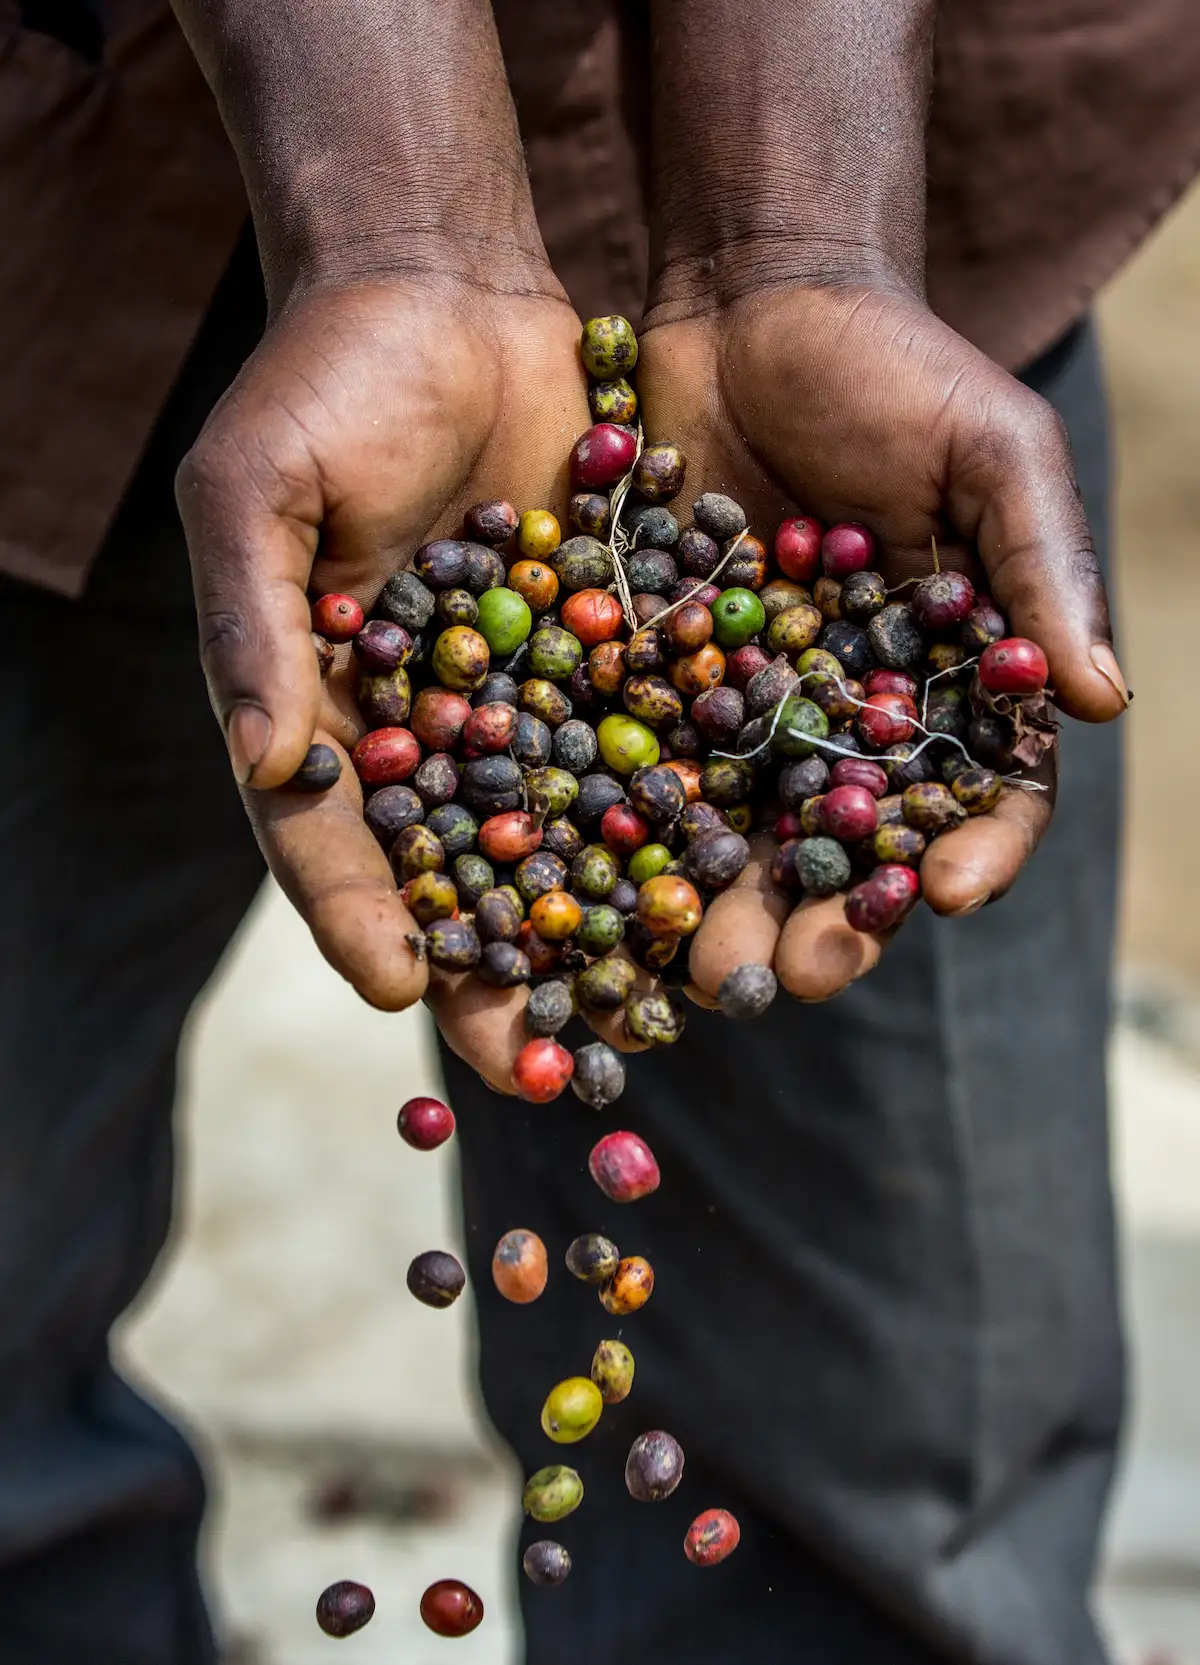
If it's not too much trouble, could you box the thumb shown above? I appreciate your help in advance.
[176,429,323,790]
[950,386,1128,723]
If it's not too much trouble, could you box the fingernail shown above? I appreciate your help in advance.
[952,892,990,917]
[226,702,272,785]
[1090,644,1130,708]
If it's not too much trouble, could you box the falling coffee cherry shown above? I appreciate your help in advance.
[625,1431,685,1501]
[315,1580,375,1637]
[523,1540,572,1588]
[684,1509,742,1567]
[397,1096,456,1151]
[589,1131,661,1202]
[420,1579,484,1638]
[407,1250,466,1309]
[491,1229,548,1305]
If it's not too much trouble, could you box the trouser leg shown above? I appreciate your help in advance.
[0,224,266,1662]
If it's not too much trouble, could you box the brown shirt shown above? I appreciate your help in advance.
[3,0,1199,598]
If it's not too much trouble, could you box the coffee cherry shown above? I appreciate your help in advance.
[775,516,823,581]
[768,603,823,660]
[465,498,519,546]
[625,1431,685,1502]
[406,870,459,926]
[314,632,335,675]
[516,509,562,561]
[288,743,342,793]
[411,686,472,751]
[570,423,638,490]
[669,643,726,696]
[845,863,921,932]
[951,766,1003,814]
[479,812,543,864]
[542,1376,604,1443]
[398,1096,456,1150]
[589,1130,661,1202]
[633,442,687,503]
[901,780,965,835]
[911,569,976,631]
[354,618,413,674]
[685,1509,742,1567]
[316,1580,375,1637]
[581,314,639,378]
[475,587,532,656]
[819,784,878,842]
[525,979,576,1038]
[857,692,917,749]
[962,601,1007,651]
[863,668,918,699]
[432,625,490,692]
[590,376,638,423]
[600,1254,655,1316]
[636,875,703,936]
[867,604,925,670]
[873,822,926,866]
[591,1339,636,1403]
[407,1249,466,1309]
[576,904,624,956]
[795,836,853,897]
[420,1580,484,1638]
[352,727,420,786]
[312,592,364,641]
[717,962,778,1018]
[523,1541,572,1588]
[492,1229,548,1304]
[821,523,876,578]
[597,713,661,774]
[978,636,1049,694]
[513,1038,575,1103]
[830,757,889,797]
[571,1041,627,1108]
[576,955,638,1013]
[523,1465,584,1522]
[566,1233,620,1284]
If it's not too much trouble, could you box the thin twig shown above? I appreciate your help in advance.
[711,666,1047,790]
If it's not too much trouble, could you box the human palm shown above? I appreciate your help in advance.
[636,282,1126,1001]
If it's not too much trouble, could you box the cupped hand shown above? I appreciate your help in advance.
[636,280,1128,1005]
[177,273,591,1051]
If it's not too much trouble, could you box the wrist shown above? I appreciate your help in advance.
[263,195,560,315]
[645,233,919,327]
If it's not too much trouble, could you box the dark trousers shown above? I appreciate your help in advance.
[0,234,1121,1662]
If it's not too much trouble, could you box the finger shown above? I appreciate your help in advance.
[176,427,323,792]
[244,733,428,1010]
[919,784,1053,917]
[774,895,884,1001]
[948,387,1128,722]
[687,836,792,998]
[426,973,527,1095]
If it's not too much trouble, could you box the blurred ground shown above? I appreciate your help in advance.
[114,183,1200,1663]
[1104,185,1200,985]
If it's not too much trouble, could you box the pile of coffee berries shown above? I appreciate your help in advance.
[309,313,1058,1637]
[302,313,1052,1082]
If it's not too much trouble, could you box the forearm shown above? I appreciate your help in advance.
[647,0,934,311]
[171,0,547,303]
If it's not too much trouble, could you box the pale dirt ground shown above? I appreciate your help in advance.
[115,183,1200,1663]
